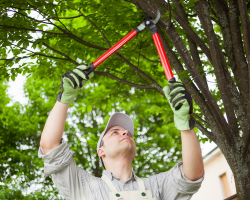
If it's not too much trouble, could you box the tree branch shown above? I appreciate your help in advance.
[51,4,111,50]
[159,12,231,143]
[187,13,197,17]
[42,42,79,65]
[139,53,161,63]
[7,8,52,25]
[137,42,151,85]
[114,52,164,96]
[16,3,109,51]
[8,42,77,65]
[172,0,208,86]
[156,24,222,141]
[53,6,74,36]
[211,0,244,94]
[228,0,249,100]
[195,0,238,140]
[237,0,250,155]
[0,25,65,35]
[76,9,111,48]
[40,11,108,51]
[134,1,224,140]
[211,17,219,24]
[0,54,35,61]
[108,68,137,76]
[211,0,249,139]
[156,0,213,64]
[237,0,250,63]
[94,71,156,89]
[192,113,209,127]
[195,120,217,143]
[55,15,83,20]
[33,53,71,61]
[172,11,213,65]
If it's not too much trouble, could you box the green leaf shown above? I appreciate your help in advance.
[87,105,92,113]
[81,106,86,113]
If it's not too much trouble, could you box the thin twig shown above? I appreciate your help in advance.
[108,68,137,76]
[76,9,111,48]
[137,42,150,85]
[167,0,172,28]
[42,42,79,65]
[94,71,155,89]
[0,54,35,61]
[195,120,217,142]
[53,6,73,35]
[0,25,65,35]
[192,113,209,127]
[140,54,160,63]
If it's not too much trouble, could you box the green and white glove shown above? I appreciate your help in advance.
[163,80,195,130]
[56,65,94,104]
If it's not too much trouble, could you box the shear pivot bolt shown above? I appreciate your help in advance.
[146,21,150,25]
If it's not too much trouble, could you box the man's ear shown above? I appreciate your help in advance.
[98,147,105,157]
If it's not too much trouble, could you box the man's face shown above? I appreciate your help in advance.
[99,126,136,162]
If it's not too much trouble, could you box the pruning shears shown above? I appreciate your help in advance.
[82,11,175,83]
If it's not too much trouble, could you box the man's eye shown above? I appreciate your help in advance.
[112,132,117,134]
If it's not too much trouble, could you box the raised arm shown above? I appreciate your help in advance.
[39,65,94,154]
[40,102,69,154]
[181,129,204,180]
[163,80,204,181]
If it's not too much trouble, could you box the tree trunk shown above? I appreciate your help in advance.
[229,150,250,199]
[214,134,250,200]
[133,0,250,199]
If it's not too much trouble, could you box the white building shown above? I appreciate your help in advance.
[191,147,236,200]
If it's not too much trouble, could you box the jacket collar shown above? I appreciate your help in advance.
[102,169,136,182]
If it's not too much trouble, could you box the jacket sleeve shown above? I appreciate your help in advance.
[38,139,90,200]
[153,162,204,199]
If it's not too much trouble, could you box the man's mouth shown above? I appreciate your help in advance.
[121,137,130,141]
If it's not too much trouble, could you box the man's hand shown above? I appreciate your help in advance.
[56,65,94,104]
[163,80,195,130]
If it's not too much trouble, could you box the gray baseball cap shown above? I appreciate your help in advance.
[96,113,134,169]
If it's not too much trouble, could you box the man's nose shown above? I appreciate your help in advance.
[123,130,130,136]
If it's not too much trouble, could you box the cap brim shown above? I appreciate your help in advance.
[103,113,134,136]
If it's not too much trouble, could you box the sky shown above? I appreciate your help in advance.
[6,74,217,157]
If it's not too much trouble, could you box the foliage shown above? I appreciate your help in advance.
[1,0,250,199]
[0,185,63,200]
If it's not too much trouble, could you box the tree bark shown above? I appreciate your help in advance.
[133,0,250,199]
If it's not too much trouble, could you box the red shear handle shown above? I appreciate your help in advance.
[93,30,138,68]
[152,33,174,81]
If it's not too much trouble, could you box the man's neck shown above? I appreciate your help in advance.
[105,159,133,183]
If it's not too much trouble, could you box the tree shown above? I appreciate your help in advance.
[0,81,66,199]
[1,0,249,199]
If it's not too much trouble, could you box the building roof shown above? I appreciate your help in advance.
[203,146,220,164]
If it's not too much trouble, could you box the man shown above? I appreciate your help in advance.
[38,65,204,200]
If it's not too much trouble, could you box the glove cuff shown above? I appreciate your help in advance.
[189,116,196,130]
[56,91,63,102]
[56,87,78,104]
[175,115,196,130]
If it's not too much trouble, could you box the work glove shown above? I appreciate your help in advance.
[56,65,94,104]
[163,80,195,130]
